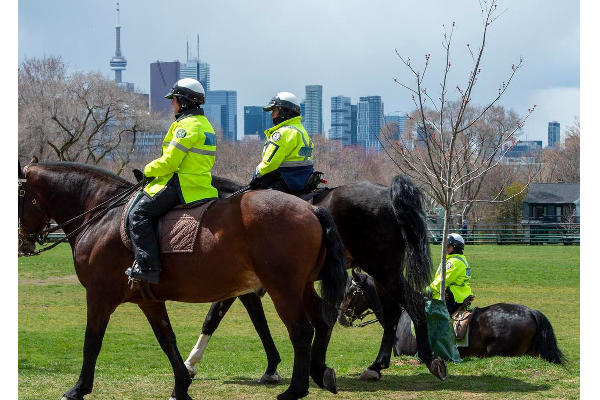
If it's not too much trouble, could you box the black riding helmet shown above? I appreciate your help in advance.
[165,78,205,105]
[447,233,465,252]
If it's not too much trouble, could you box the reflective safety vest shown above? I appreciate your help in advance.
[144,111,218,204]
[429,254,473,303]
[256,116,313,192]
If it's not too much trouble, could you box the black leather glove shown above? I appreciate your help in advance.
[249,176,261,190]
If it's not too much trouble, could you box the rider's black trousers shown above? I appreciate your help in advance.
[128,175,182,271]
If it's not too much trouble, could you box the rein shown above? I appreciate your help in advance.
[344,283,381,328]
[18,176,146,257]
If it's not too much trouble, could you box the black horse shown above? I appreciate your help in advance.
[178,174,447,382]
[341,270,564,363]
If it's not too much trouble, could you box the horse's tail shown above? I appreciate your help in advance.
[389,175,433,291]
[314,206,348,323]
[529,309,564,364]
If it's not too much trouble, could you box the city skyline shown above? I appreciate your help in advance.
[18,1,580,144]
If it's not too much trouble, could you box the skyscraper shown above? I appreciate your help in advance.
[150,61,180,116]
[548,121,560,148]
[304,85,323,135]
[244,106,272,139]
[330,96,352,146]
[204,90,238,141]
[180,35,210,90]
[384,115,408,141]
[350,104,358,146]
[109,2,134,91]
[357,96,384,150]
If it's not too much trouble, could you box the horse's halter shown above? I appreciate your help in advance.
[18,171,52,255]
[340,274,380,328]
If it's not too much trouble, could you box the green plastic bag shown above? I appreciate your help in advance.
[425,298,462,362]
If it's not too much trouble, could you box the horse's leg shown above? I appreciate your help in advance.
[401,284,447,380]
[269,291,313,400]
[184,298,236,377]
[369,272,447,381]
[359,283,402,381]
[238,293,282,384]
[302,284,337,393]
[138,301,192,400]
[62,294,118,400]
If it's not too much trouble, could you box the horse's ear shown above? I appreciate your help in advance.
[30,156,39,164]
[132,169,144,183]
[351,268,360,281]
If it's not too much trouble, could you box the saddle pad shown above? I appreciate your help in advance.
[120,193,215,254]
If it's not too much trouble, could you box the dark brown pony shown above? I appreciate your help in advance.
[342,270,564,363]
[178,175,447,383]
[18,160,348,400]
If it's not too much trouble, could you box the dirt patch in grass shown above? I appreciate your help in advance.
[19,274,80,286]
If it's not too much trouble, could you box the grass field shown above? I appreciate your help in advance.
[18,244,580,400]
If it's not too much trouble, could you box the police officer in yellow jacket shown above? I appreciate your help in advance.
[248,92,314,194]
[125,78,218,284]
[429,233,473,315]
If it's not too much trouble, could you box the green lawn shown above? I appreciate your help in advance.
[18,244,580,400]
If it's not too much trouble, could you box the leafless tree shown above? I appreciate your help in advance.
[18,56,165,174]
[382,0,539,298]
[539,116,580,183]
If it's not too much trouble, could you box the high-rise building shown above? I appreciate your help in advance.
[357,96,384,150]
[304,85,323,135]
[109,2,134,91]
[180,35,210,90]
[350,104,358,145]
[150,61,180,116]
[204,90,238,141]
[330,96,352,146]
[384,115,409,142]
[548,121,560,148]
[244,106,271,139]
[300,100,306,120]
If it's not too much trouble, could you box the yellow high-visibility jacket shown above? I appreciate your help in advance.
[144,111,218,204]
[429,254,473,303]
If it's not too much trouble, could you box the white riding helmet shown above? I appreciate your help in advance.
[447,233,465,250]
[165,78,205,104]
[263,92,301,114]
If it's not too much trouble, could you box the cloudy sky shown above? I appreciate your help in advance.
[18,0,580,144]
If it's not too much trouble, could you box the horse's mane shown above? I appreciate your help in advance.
[33,162,133,187]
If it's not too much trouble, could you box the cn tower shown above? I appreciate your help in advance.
[109,2,127,83]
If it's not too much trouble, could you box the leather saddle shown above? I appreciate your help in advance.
[120,191,215,254]
[452,295,476,341]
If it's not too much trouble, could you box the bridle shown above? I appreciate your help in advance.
[341,277,380,328]
[18,170,146,257]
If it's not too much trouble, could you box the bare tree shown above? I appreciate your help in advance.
[18,56,164,174]
[382,0,538,298]
[539,116,580,183]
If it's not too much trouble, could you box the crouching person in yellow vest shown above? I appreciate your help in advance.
[428,233,474,315]
[125,78,218,284]
[248,92,314,194]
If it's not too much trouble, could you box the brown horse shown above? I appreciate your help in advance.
[18,160,348,400]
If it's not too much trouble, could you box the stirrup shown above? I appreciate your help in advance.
[125,262,161,284]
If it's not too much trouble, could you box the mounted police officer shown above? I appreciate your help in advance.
[248,92,314,194]
[428,233,474,315]
[125,78,218,284]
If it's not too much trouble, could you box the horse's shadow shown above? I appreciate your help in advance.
[222,373,550,393]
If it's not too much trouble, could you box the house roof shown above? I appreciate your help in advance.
[524,183,580,204]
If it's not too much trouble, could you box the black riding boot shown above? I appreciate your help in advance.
[126,178,182,284]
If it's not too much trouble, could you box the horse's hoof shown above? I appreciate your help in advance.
[277,389,309,400]
[258,371,282,384]
[185,363,197,378]
[323,368,337,394]
[429,357,448,381]
[358,368,381,381]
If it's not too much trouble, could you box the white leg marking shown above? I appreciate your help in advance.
[184,334,211,376]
